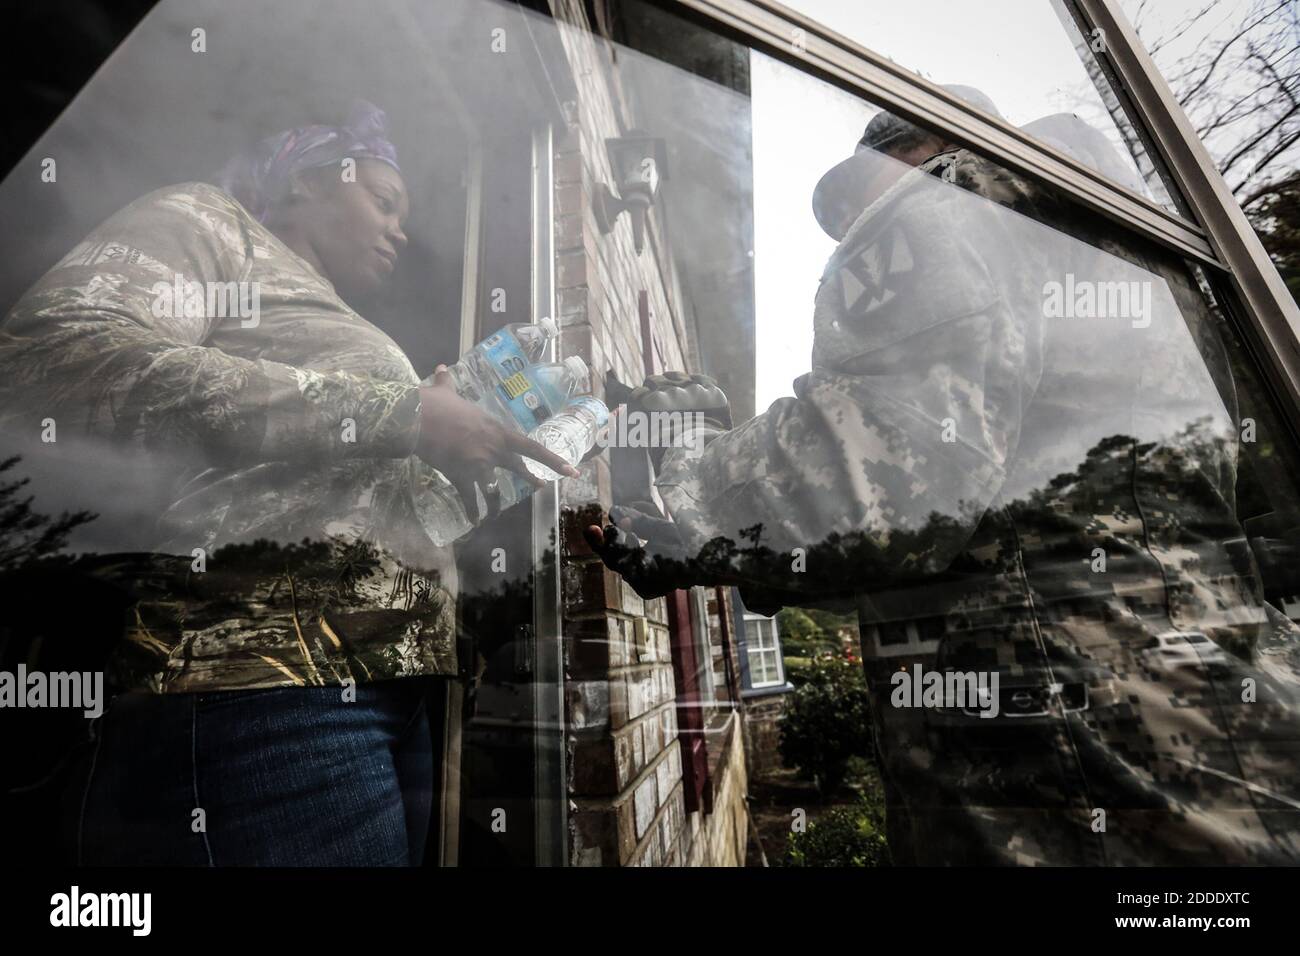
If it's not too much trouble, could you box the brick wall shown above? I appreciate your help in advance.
[682,714,749,867]
[550,0,748,867]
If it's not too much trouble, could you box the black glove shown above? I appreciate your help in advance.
[627,371,732,427]
[583,502,699,600]
[624,371,732,470]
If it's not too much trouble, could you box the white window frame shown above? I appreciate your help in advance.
[743,612,786,689]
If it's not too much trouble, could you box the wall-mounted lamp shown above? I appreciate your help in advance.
[594,130,668,255]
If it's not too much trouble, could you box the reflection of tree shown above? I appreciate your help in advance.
[659,499,988,616]
[661,418,1246,621]
[1128,0,1299,297]
[1010,416,1233,527]
[115,535,452,690]
[0,457,105,825]
[1252,178,1300,300]
[1131,0,1297,206]
[777,606,857,657]
[0,455,95,572]
[202,537,389,610]
[14,528,457,694]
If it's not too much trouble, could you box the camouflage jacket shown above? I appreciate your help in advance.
[657,151,1300,864]
[0,183,472,693]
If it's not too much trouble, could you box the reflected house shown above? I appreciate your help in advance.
[863,618,944,661]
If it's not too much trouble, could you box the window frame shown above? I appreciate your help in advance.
[742,612,786,689]
[658,0,1300,431]
[1070,0,1300,466]
[690,586,719,704]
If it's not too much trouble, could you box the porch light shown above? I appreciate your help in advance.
[594,130,668,255]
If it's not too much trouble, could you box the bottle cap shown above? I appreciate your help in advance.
[537,316,558,338]
[563,355,590,390]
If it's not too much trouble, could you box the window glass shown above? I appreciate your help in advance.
[779,0,1180,212]
[4,0,1300,869]
[745,616,784,688]
[593,0,1300,865]
[0,0,571,867]
[691,587,719,704]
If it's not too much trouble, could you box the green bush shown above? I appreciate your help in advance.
[783,786,890,867]
[775,607,856,659]
[782,655,811,683]
[778,652,872,801]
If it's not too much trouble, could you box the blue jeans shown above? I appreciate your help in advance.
[66,678,436,866]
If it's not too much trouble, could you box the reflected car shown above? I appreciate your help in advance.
[1138,630,1230,676]
[923,629,1114,735]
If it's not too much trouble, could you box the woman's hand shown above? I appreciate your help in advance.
[416,366,580,510]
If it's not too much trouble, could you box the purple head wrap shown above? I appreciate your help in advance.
[215,100,401,222]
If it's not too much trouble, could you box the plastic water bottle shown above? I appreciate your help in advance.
[434,317,558,407]
[470,354,590,434]
[436,350,593,513]
[414,319,573,537]
[525,396,610,481]
[437,321,591,440]
[490,356,593,505]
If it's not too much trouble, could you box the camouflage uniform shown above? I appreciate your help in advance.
[656,150,1300,864]
[0,183,469,693]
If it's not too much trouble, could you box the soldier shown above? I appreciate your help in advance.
[586,89,1300,864]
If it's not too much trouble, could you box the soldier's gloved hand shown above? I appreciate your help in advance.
[611,501,678,542]
[583,503,698,600]
[626,371,732,470]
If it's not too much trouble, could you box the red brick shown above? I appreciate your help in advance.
[615,793,638,862]
[562,323,597,367]
[566,613,617,675]
[571,734,619,794]
[608,672,627,730]
[557,286,590,325]
[555,183,583,219]
[569,805,617,867]
[562,558,619,615]
[554,123,581,153]
[645,596,668,625]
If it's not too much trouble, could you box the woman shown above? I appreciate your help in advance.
[0,101,575,865]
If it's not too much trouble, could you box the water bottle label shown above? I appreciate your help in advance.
[480,331,551,431]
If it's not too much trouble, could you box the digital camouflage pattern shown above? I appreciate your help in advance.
[0,183,468,693]
[654,150,1300,864]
